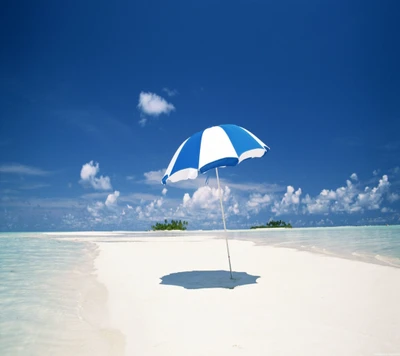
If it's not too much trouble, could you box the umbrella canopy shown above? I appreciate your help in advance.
[162,124,270,278]
[162,124,270,184]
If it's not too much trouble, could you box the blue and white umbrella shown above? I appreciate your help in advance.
[162,124,269,184]
[162,124,270,278]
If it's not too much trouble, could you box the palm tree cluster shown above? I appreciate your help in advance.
[266,220,291,227]
[251,219,292,229]
[151,219,188,231]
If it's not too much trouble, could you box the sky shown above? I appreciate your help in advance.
[0,0,399,231]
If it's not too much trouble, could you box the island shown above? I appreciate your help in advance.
[251,219,292,229]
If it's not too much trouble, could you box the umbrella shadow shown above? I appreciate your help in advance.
[160,270,260,290]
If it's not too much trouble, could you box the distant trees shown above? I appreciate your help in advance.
[250,219,292,229]
[151,219,188,231]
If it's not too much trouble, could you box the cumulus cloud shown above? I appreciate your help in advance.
[350,173,358,181]
[228,202,240,215]
[302,188,338,214]
[127,204,133,209]
[131,169,399,227]
[162,188,168,195]
[246,193,272,213]
[272,186,302,215]
[87,201,105,217]
[304,179,359,214]
[80,161,112,190]
[135,197,164,219]
[105,191,120,207]
[303,175,392,215]
[179,186,240,224]
[137,92,175,117]
[303,196,329,215]
[183,186,229,209]
[354,175,390,210]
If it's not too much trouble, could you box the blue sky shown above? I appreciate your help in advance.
[0,0,399,231]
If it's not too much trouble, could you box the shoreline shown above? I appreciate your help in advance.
[94,236,400,355]
[40,227,400,269]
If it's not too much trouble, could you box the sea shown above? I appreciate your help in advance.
[0,225,399,355]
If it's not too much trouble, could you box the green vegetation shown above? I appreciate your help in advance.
[251,219,292,229]
[151,219,188,231]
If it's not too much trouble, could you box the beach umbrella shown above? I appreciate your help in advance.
[162,124,270,278]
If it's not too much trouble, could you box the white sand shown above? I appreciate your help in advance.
[95,236,400,356]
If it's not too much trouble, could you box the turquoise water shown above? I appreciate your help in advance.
[228,225,400,267]
[197,226,397,267]
[0,233,121,356]
[0,226,399,354]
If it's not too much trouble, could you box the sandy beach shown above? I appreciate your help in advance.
[95,235,400,356]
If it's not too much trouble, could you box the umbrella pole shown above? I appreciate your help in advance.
[215,167,233,279]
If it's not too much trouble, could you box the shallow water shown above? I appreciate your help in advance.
[228,225,400,267]
[0,233,124,356]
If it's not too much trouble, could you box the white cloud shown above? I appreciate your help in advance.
[373,169,380,176]
[137,92,175,117]
[350,173,358,181]
[302,188,337,214]
[228,202,240,215]
[303,195,329,214]
[246,193,272,213]
[183,186,227,209]
[0,164,50,176]
[105,191,120,207]
[179,186,240,224]
[303,175,392,215]
[135,197,165,220]
[162,188,168,195]
[87,201,105,217]
[272,186,302,215]
[127,204,133,209]
[331,180,360,213]
[162,87,178,97]
[131,169,400,227]
[80,161,112,190]
[144,169,165,184]
[80,161,98,180]
[354,175,390,210]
